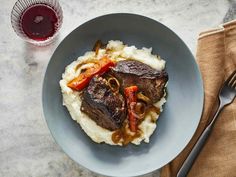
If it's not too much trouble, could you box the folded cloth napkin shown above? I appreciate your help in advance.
[161,20,236,177]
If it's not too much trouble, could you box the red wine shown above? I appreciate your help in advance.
[21,4,58,41]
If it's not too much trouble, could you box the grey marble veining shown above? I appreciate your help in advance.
[0,0,234,176]
[224,0,236,22]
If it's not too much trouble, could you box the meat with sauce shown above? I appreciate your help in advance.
[81,76,127,131]
[110,60,168,102]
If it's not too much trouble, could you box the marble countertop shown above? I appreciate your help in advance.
[0,0,234,176]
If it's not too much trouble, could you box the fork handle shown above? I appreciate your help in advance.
[177,104,224,177]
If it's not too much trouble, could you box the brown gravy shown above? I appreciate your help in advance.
[111,106,160,145]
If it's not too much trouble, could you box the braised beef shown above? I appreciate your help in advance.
[81,76,127,131]
[110,60,168,102]
[80,60,168,131]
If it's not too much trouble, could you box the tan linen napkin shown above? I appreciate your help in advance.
[161,20,236,177]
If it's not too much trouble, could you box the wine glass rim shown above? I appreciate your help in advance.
[10,0,63,46]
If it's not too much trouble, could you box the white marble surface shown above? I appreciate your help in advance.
[0,0,234,176]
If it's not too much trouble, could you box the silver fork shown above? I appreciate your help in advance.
[177,70,236,177]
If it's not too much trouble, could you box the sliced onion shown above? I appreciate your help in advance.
[112,130,122,144]
[129,102,145,120]
[93,40,102,55]
[137,92,152,104]
[75,59,100,71]
[108,77,120,93]
[146,105,160,115]
[133,102,146,119]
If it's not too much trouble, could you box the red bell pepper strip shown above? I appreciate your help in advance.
[67,75,91,91]
[124,86,138,132]
[94,56,115,75]
[67,56,115,91]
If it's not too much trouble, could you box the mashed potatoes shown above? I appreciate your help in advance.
[60,40,167,146]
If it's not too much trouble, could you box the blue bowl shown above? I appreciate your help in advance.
[42,13,203,176]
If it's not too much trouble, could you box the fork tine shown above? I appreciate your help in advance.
[229,71,236,87]
[233,80,236,89]
[226,70,236,87]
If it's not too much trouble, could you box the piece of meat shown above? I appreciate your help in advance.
[110,60,168,102]
[81,76,127,131]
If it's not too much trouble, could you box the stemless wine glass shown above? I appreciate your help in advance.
[11,0,63,46]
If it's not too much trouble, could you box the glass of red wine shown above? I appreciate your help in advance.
[11,0,63,46]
